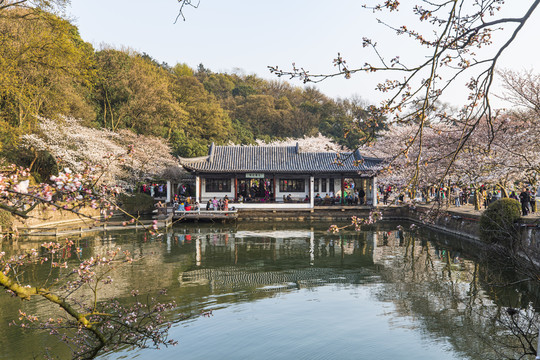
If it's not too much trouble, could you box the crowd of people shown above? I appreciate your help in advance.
[171,194,199,213]
[237,180,272,203]
[450,185,537,216]
[140,183,167,198]
[156,180,538,217]
[313,188,367,205]
[167,195,234,213]
[379,184,538,216]
[205,196,230,211]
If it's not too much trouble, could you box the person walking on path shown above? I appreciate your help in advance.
[519,188,530,216]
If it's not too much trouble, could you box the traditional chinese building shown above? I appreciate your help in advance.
[179,143,383,209]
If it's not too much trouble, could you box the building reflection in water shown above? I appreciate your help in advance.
[176,225,538,360]
[0,225,537,360]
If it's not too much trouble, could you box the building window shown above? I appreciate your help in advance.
[329,179,335,193]
[321,179,327,193]
[205,178,231,192]
[314,179,319,193]
[279,179,305,192]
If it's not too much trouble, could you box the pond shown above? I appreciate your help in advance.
[0,221,538,360]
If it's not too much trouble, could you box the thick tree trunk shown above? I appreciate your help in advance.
[423,188,430,203]
[28,150,38,172]
[497,183,508,198]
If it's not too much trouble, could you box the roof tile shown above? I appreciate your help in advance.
[180,145,382,174]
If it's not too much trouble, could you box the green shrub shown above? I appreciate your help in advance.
[0,209,13,231]
[479,198,521,246]
[117,193,156,215]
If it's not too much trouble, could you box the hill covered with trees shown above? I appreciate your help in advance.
[0,6,385,179]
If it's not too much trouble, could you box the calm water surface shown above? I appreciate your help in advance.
[0,222,537,359]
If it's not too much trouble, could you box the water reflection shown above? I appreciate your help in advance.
[374,226,539,360]
[0,223,537,360]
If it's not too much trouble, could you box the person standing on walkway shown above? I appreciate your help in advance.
[528,188,536,214]
[510,191,518,200]
[383,191,389,205]
[453,185,461,207]
[519,188,530,216]
[481,187,488,209]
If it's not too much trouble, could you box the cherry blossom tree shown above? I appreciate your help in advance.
[253,133,346,152]
[0,164,114,220]
[20,117,181,187]
[1,129,182,358]
[363,113,538,208]
[497,70,540,188]
[363,123,458,188]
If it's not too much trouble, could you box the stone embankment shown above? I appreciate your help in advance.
[12,205,101,228]
[5,205,173,238]
[6,204,540,253]
[385,204,540,251]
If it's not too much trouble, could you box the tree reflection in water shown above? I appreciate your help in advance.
[373,224,539,360]
[0,222,538,360]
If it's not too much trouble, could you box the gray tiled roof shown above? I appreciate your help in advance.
[179,144,382,174]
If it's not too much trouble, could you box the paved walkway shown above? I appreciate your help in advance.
[402,201,540,222]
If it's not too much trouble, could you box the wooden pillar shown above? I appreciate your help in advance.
[341,176,344,205]
[234,176,238,201]
[273,174,277,202]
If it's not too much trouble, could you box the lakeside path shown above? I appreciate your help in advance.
[391,201,540,223]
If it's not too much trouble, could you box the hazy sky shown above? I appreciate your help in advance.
[67,1,540,107]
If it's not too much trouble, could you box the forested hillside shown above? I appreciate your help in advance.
[0,7,386,176]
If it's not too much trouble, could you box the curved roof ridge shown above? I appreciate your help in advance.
[179,155,210,162]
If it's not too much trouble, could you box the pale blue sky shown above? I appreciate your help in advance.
[67,1,540,107]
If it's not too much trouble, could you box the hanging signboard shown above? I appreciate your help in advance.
[245,173,265,179]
